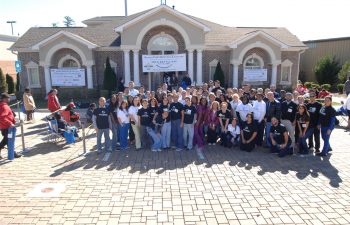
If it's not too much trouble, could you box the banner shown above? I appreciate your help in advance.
[51,68,86,86]
[142,54,187,72]
[243,69,268,82]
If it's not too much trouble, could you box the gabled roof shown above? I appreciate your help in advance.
[114,5,210,33]
[228,30,289,48]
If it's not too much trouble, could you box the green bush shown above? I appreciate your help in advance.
[321,84,331,91]
[6,74,15,94]
[337,84,345,93]
[15,73,20,92]
[338,60,350,83]
[213,61,225,87]
[0,68,7,93]
[314,55,341,85]
[312,84,320,90]
[103,57,117,97]
[304,82,314,89]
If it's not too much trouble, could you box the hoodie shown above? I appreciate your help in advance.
[0,101,15,129]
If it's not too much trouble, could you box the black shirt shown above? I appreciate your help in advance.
[281,101,297,122]
[93,107,110,129]
[212,86,226,94]
[158,104,171,123]
[270,124,291,145]
[170,102,183,121]
[319,106,336,127]
[137,108,152,127]
[217,110,232,125]
[307,101,322,127]
[183,105,197,124]
[296,113,310,131]
[241,122,257,140]
[149,106,158,120]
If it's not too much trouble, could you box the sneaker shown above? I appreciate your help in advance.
[135,148,142,151]
[171,146,177,149]
[212,143,216,146]
[208,143,212,146]
[14,152,22,158]
[157,148,162,152]
[187,148,192,151]
[315,149,320,153]
[316,153,327,157]
[176,148,183,152]
[151,149,158,152]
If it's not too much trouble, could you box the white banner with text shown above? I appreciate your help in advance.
[142,54,187,72]
[243,69,268,82]
[51,68,86,86]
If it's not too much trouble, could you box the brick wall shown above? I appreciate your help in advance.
[202,50,231,86]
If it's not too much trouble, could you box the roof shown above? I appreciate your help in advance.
[304,36,350,43]
[11,6,305,50]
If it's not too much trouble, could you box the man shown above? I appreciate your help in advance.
[270,85,280,99]
[92,97,112,153]
[128,81,139,97]
[270,117,293,157]
[0,93,22,159]
[181,73,192,89]
[344,75,350,96]
[170,94,184,151]
[265,91,281,147]
[278,90,286,103]
[280,92,297,148]
[241,84,251,99]
[211,80,225,94]
[307,91,322,152]
[252,93,266,146]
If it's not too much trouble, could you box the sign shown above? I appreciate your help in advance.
[142,54,187,72]
[15,60,21,73]
[50,68,86,86]
[243,69,268,82]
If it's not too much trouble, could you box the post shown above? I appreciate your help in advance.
[17,101,28,153]
[44,65,52,95]
[82,122,87,155]
[133,49,140,86]
[123,50,131,86]
[86,66,93,89]
[196,49,203,86]
[271,63,278,87]
[188,49,194,82]
[233,63,239,88]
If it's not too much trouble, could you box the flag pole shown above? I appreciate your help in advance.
[124,0,128,16]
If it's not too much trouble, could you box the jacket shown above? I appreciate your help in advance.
[48,93,61,112]
[23,93,36,111]
[265,100,281,122]
[0,102,15,129]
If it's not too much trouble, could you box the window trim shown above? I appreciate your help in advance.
[243,54,264,69]
[26,61,41,88]
[58,55,81,68]
[280,59,293,85]
[147,32,178,54]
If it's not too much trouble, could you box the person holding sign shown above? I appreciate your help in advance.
[0,93,22,159]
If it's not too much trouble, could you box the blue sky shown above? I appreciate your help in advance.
[0,0,349,40]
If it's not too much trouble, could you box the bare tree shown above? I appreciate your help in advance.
[63,16,75,27]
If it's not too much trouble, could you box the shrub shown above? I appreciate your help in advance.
[337,84,345,93]
[15,73,20,92]
[338,60,350,83]
[321,84,331,91]
[304,82,314,89]
[314,55,341,85]
[103,57,117,97]
[0,68,7,93]
[213,61,225,87]
[6,74,15,94]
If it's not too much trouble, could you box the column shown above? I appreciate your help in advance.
[271,63,278,87]
[44,65,52,94]
[232,63,239,88]
[196,49,203,86]
[86,66,93,89]
[133,49,140,86]
[123,49,131,86]
[188,49,194,83]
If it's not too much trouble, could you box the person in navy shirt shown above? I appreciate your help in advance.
[182,97,197,150]
[92,97,112,153]
[170,93,184,151]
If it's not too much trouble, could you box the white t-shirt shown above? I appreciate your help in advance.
[236,103,253,121]
[128,106,141,123]
[252,100,266,122]
[129,88,139,97]
[227,124,240,137]
[117,109,130,124]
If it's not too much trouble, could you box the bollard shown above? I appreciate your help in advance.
[16,102,29,153]
[82,122,87,155]
[7,127,16,160]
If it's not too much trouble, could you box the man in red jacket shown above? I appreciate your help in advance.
[0,93,22,159]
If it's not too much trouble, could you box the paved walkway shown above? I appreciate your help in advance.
[0,112,350,225]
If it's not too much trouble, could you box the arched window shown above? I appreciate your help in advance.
[58,55,81,68]
[244,54,264,69]
[62,59,79,68]
[148,33,178,54]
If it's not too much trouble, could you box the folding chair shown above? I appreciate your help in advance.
[336,105,348,127]
[46,117,65,143]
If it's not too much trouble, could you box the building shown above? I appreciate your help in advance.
[10,5,306,97]
[301,37,350,81]
[0,34,19,79]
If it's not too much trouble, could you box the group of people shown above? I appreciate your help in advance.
[89,80,337,157]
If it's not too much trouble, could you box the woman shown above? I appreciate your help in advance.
[109,94,119,151]
[127,95,135,145]
[226,118,240,147]
[230,93,242,118]
[23,88,36,122]
[295,104,313,155]
[47,89,61,112]
[129,96,142,150]
[206,101,220,145]
[117,100,130,150]
[194,97,208,150]
[236,95,253,126]
[317,96,336,156]
[153,96,171,150]
[217,102,232,146]
[240,113,257,152]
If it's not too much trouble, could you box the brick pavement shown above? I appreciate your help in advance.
[0,114,350,225]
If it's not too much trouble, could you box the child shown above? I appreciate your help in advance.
[226,118,240,147]
[92,97,111,153]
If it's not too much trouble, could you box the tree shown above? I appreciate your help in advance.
[63,16,75,27]
[338,60,350,83]
[0,68,7,93]
[6,74,15,94]
[314,55,341,85]
[103,57,117,97]
[16,73,20,92]
[213,61,225,87]
[52,22,58,27]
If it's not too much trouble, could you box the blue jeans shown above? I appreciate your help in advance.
[298,128,314,154]
[265,122,272,147]
[97,128,111,152]
[183,123,194,149]
[171,119,184,148]
[321,126,332,155]
[255,120,265,146]
[146,127,161,150]
[161,122,171,148]
[111,123,119,150]
[118,123,130,149]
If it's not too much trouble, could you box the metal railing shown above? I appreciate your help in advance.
[9,101,28,153]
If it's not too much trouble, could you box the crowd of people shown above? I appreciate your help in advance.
[86,80,338,158]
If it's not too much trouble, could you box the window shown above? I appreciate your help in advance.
[26,61,40,88]
[62,59,79,68]
[209,59,218,81]
[243,54,264,69]
[148,32,178,54]
[280,59,293,85]
[58,55,81,68]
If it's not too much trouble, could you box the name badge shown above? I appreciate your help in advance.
[288,108,293,113]
[164,108,168,112]
[186,109,192,114]
[302,124,307,128]
[175,109,178,113]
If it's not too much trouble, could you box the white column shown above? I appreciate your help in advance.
[86,66,93,89]
[188,49,194,83]
[133,49,140,86]
[44,65,52,94]
[123,49,131,86]
[271,63,278,86]
[196,49,203,86]
[233,64,239,88]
